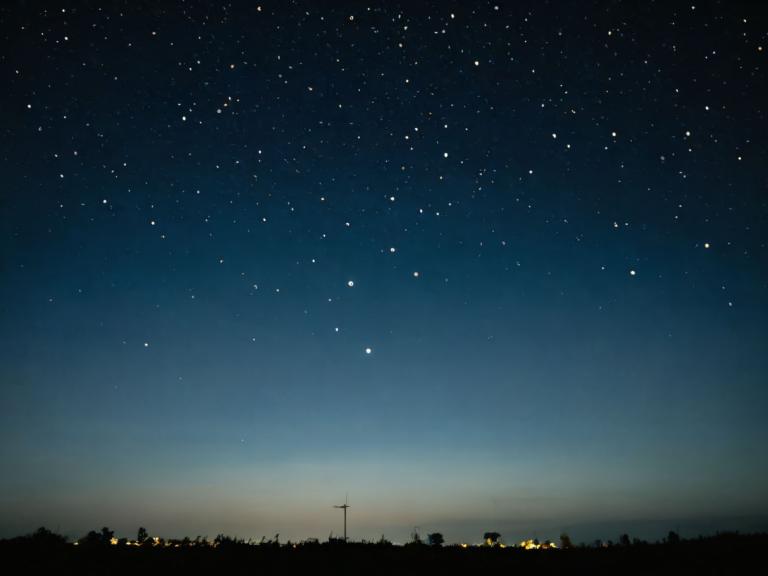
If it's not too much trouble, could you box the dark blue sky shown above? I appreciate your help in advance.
[1,1,767,544]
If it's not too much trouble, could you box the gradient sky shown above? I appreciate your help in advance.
[1,1,767,545]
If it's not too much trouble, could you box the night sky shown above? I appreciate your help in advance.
[1,1,767,545]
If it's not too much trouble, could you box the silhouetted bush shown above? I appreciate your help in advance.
[427,532,444,546]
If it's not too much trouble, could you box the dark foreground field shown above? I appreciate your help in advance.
[2,532,765,575]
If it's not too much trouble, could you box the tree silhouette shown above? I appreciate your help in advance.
[79,529,109,547]
[83,531,99,545]
[560,532,573,549]
[427,533,444,547]
[619,533,631,547]
[137,526,148,544]
[483,532,501,546]
[26,527,67,546]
